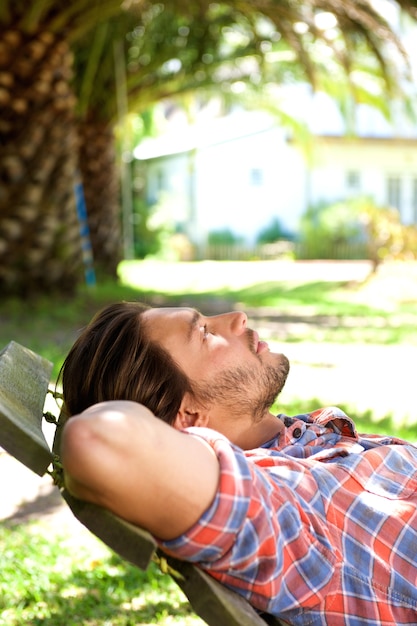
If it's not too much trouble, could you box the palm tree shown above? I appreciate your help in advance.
[0,0,141,295]
[1,0,416,295]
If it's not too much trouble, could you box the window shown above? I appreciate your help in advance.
[387,176,402,215]
[249,168,264,187]
[346,170,360,190]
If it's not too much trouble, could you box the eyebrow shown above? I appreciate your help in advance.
[185,309,201,343]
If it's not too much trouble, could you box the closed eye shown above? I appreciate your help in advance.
[201,323,214,340]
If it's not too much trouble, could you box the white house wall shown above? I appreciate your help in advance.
[194,125,303,244]
[146,153,190,226]
[144,126,307,245]
[140,121,417,248]
[309,138,417,224]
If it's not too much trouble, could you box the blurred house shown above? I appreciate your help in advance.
[133,88,417,250]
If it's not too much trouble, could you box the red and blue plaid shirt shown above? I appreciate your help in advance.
[158,407,417,625]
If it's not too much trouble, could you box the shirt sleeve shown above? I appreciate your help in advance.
[156,427,338,614]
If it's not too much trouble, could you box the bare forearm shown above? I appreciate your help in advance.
[61,401,220,539]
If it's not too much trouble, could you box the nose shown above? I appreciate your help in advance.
[231,311,247,334]
[211,311,247,335]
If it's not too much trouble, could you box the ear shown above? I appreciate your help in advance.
[173,393,210,430]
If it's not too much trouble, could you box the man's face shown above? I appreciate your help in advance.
[143,307,289,425]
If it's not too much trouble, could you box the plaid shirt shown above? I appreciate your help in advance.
[159,407,417,625]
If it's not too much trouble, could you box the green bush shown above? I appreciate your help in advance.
[207,228,244,246]
[132,198,172,259]
[358,199,417,268]
[297,196,417,264]
[297,199,366,260]
[256,217,294,244]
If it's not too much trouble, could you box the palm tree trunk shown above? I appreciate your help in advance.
[78,120,122,278]
[0,28,83,296]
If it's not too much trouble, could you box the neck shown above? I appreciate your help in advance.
[227,411,284,450]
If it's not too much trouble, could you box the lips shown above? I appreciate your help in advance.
[257,340,269,354]
[253,330,269,354]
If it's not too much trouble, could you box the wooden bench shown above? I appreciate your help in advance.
[0,341,285,626]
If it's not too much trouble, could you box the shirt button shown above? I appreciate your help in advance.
[293,427,302,439]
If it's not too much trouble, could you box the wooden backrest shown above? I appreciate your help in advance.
[0,341,284,626]
[0,341,53,475]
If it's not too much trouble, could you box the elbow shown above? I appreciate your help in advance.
[59,401,141,502]
[61,415,99,498]
[61,402,127,476]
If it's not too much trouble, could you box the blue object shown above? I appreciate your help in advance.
[74,179,96,287]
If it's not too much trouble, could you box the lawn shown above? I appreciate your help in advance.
[1,258,417,625]
[0,522,203,626]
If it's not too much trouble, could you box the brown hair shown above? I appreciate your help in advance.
[59,302,192,424]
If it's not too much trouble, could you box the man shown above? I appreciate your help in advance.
[60,302,417,625]
[60,302,290,448]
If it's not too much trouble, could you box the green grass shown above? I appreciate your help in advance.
[0,523,203,626]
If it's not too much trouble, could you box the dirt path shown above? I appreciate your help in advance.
[0,450,84,534]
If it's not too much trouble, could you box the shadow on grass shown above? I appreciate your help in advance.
[117,279,379,314]
[230,280,375,313]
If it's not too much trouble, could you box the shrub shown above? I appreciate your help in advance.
[256,217,294,245]
[297,196,417,265]
[207,228,244,246]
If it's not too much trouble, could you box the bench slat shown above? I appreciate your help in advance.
[164,554,284,626]
[0,341,53,475]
